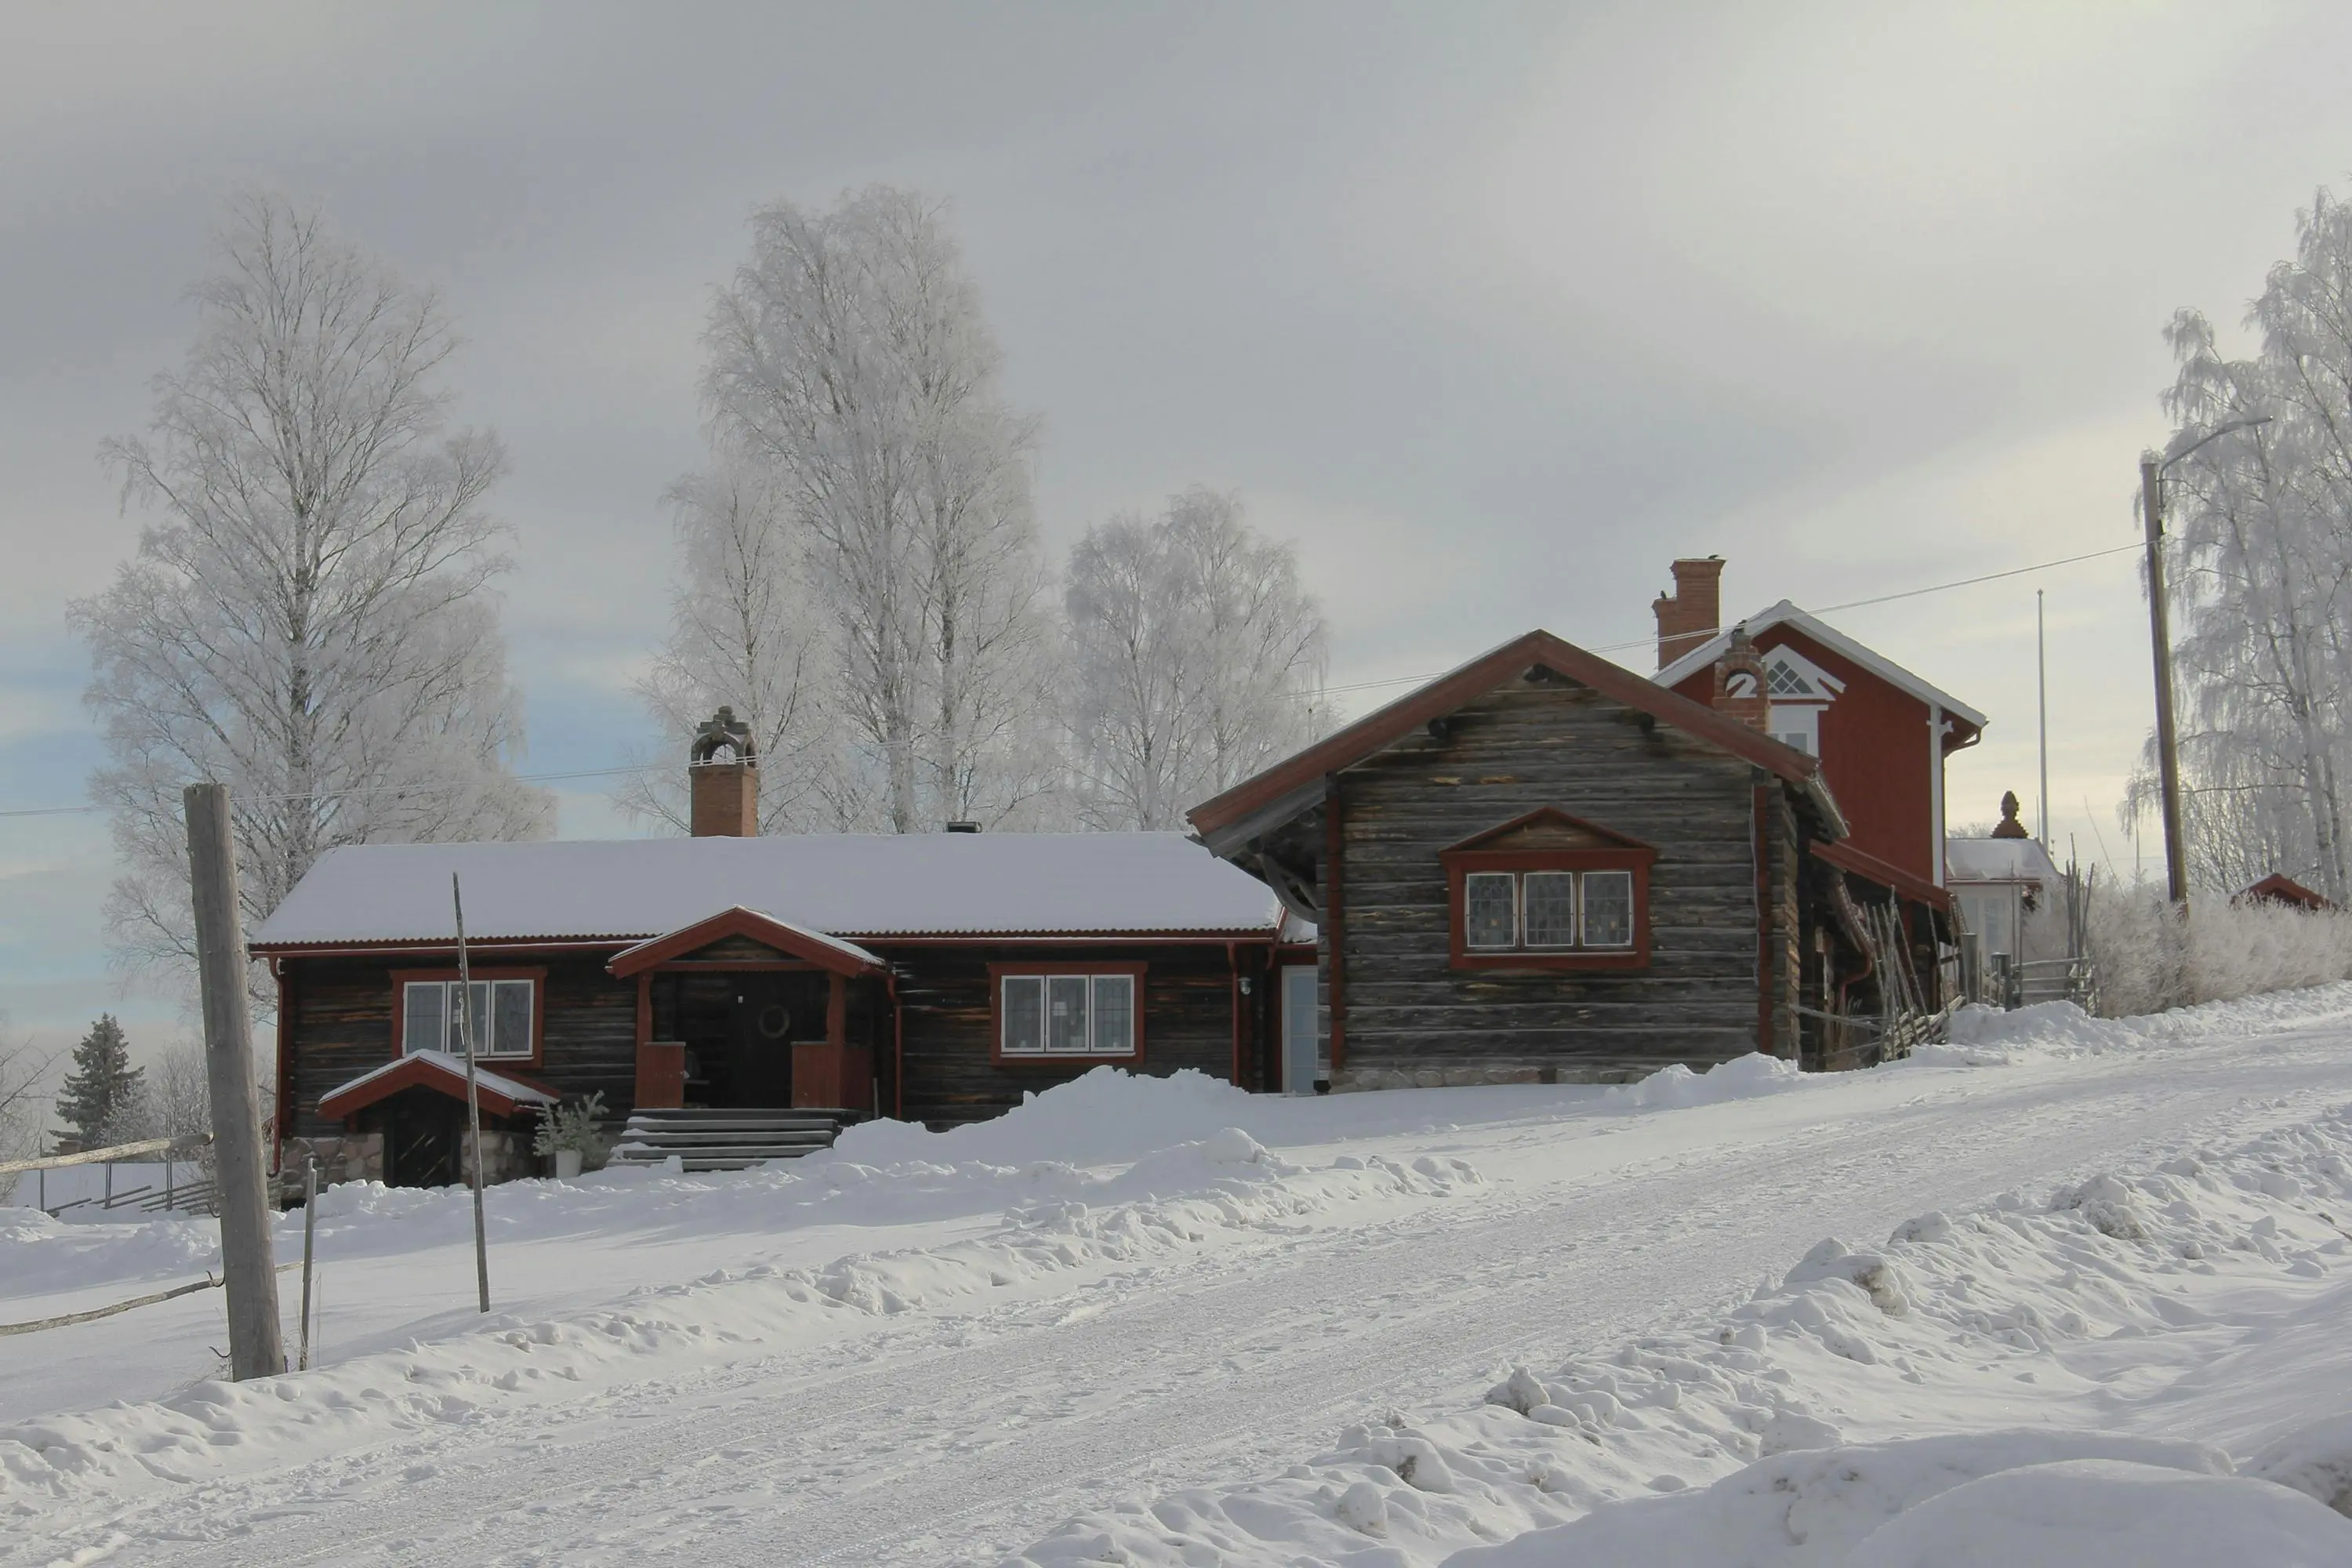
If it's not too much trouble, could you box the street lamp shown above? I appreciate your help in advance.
[2140,415,2273,906]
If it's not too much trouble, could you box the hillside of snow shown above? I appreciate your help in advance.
[7,987,2352,1564]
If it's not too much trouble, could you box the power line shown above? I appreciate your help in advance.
[0,539,2147,822]
[1308,540,2144,699]
[0,762,670,820]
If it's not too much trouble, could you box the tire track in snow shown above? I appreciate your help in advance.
[25,1034,2352,1568]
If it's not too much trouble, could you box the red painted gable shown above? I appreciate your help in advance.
[1672,625,1939,886]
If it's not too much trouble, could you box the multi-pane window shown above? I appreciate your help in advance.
[1465,873,1517,949]
[1523,871,1576,948]
[999,972,1139,1058]
[1455,870,1638,953]
[1580,871,1635,948]
[403,978,535,1059]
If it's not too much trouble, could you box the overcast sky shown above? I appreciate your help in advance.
[5,1,2350,1059]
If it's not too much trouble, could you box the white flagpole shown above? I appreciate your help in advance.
[2037,590,2050,846]
[452,873,490,1313]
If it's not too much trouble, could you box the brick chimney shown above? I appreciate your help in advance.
[1712,626,1770,734]
[1653,556,1725,671]
[688,706,759,837]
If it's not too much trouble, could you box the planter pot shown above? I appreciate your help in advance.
[554,1149,584,1180]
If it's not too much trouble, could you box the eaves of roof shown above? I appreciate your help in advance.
[1186,629,1848,844]
[1653,601,1990,735]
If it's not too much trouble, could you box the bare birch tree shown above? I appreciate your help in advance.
[1065,488,1328,829]
[0,1029,52,1165]
[618,456,833,832]
[72,194,550,1003]
[2132,188,2352,898]
[702,187,1054,832]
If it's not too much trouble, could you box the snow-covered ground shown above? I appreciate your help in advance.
[7,989,2352,1564]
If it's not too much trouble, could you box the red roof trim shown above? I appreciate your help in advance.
[1811,839,1953,912]
[256,929,1283,960]
[1187,630,1822,837]
[317,1055,560,1122]
[608,906,887,979]
[1439,805,1660,857]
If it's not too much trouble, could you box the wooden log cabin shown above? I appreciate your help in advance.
[1187,616,1969,1089]
[252,717,1308,1185]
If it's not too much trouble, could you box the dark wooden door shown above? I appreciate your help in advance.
[728,973,800,1107]
[386,1097,460,1188]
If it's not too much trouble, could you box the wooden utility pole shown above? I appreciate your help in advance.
[184,782,284,1380]
[452,874,491,1313]
[2141,457,2190,907]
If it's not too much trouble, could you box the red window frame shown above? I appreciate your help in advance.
[1440,816,1657,972]
[986,961,1147,1067]
[388,967,549,1067]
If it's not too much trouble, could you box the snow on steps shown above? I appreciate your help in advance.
[608,1107,856,1171]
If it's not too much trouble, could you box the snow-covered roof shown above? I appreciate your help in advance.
[1654,601,1989,732]
[1944,837,2062,886]
[316,1050,557,1120]
[608,907,888,976]
[252,832,1288,949]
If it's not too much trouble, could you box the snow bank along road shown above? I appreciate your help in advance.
[7,992,2352,1565]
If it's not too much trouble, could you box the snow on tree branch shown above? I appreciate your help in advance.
[71,193,550,1008]
[1063,488,1329,830]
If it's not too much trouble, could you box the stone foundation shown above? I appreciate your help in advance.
[275,1133,384,1203]
[1329,1062,1656,1092]
[274,1128,535,1198]
[463,1130,533,1185]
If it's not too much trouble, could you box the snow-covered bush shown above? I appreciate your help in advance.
[2088,880,2352,1015]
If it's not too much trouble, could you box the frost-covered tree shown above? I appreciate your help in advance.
[99,1037,215,1148]
[54,1015,140,1146]
[1064,488,1328,829]
[0,1028,53,1164]
[2130,188,2352,900]
[618,456,833,833]
[702,187,1054,832]
[72,194,550,999]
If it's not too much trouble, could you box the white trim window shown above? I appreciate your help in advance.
[1580,870,1635,948]
[1461,869,1639,953]
[1764,647,1843,757]
[403,979,534,1058]
[1000,973,1138,1058]
[1464,872,1518,949]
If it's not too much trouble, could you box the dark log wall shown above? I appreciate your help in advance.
[1330,677,1798,1083]
[881,942,1240,1129]
[284,953,639,1138]
[1761,783,1802,1058]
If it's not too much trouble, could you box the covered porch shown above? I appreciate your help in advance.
[611,906,891,1117]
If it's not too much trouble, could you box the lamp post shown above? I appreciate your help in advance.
[2141,416,2272,907]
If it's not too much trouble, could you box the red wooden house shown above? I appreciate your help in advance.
[1650,556,1984,933]
[254,728,1311,1186]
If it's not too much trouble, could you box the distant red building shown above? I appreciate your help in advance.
[2236,873,2334,913]
[1650,557,1985,902]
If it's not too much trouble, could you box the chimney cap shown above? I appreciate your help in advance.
[690,706,757,765]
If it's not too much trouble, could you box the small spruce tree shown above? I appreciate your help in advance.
[54,1014,141,1145]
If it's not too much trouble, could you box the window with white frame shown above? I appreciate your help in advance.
[998,971,1139,1058]
[402,978,535,1058]
[1459,869,1637,953]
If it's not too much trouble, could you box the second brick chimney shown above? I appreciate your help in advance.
[688,706,759,837]
[1712,626,1770,734]
[1653,556,1725,671]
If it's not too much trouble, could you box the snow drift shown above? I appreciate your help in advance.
[1006,1094,2352,1566]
